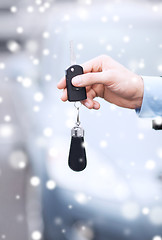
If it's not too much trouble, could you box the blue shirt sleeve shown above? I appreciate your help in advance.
[136,76,162,118]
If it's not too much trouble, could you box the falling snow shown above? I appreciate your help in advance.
[1,1,162,239]
[30,176,40,187]
[31,231,42,240]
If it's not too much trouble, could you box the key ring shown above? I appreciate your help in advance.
[74,102,82,126]
[74,102,82,109]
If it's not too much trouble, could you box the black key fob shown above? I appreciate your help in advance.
[68,126,87,172]
[66,64,87,102]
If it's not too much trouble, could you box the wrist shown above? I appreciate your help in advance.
[133,75,144,109]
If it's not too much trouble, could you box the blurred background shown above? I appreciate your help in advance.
[0,0,162,239]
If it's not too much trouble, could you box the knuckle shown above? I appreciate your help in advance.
[108,70,116,81]
[99,54,109,61]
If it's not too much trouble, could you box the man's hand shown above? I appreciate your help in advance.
[57,55,144,110]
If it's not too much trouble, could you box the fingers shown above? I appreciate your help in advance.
[57,56,103,89]
[57,77,66,89]
[93,100,100,109]
[60,86,91,102]
[61,88,68,102]
[57,55,114,89]
[81,56,103,73]
[60,89,100,110]
[81,55,112,73]
[81,88,100,110]
[81,99,100,110]
[60,86,100,110]
[72,71,113,87]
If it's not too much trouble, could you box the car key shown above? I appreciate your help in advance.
[66,41,87,102]
[66,41,87,172]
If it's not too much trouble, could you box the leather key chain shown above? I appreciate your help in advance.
[68,103,87,171]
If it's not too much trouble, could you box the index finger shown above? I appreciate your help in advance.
[81,55,104,74]
[57,56,103,89]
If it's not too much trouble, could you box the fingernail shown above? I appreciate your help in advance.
[85,102,90,108]
[72,76,82,86]
[94,103,98,108]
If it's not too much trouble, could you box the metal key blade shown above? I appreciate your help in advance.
[70,40,76,65]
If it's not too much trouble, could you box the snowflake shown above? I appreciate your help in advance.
[149,207,162,225]
[157,148,162,159]
[158,65,162,72]
[4,115,11,122]
[54,217,62,225]
[113,15,120,22]
[106,44,113,51]
[42,31,50,39]
[152,5,158,12]
[27,6,34,13]
[82,141,88,148]
[10,6,17,13]
[43,127,53,137]
[45,74,52,81]
[139,59,145,69]
[123,36,130,43]
[101,16,108,23]
[46,180,56,190]
[34,92,44,102]
[99,140,107,148]
[62,14,70,22]
[1,235,6,239]
[130,161,135,167]
[44,2,50,9]
[33,58,40,65]
[99,38,106,45]
[49,147,58,157]
[42,49,50,56]
[31,231,42,240]
[0,63,5,70]
[153,236,162,240]
[142,207,150,215]
[16,27,24,34]
[30,176,40,187]
[0,125,13,138]
[16,195,20,200]
[62,229,66,234]
[121,202,140,220]
[85,0,92,5]
[33,106,40,112]
[138,133,144,140]
[22,77,32,88]
[74,193,88,204]
[77,8,89,20]
[39,6,45,13]
[9,150,28,169]
[0,97,3,103]
[17,76,23,82]
[7,41,20,52]
[77,43,84,50]
[35,0,42,5]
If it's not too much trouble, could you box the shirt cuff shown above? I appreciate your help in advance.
[136,76,162,118]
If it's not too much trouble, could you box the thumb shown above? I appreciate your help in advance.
[72,71,112,87]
